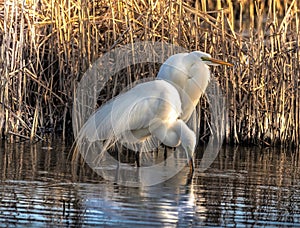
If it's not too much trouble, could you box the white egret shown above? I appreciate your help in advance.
[77,51,232,172]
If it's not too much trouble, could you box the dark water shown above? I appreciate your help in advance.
[1,139,300,227]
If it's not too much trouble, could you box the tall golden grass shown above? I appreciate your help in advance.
[0,0,299,147]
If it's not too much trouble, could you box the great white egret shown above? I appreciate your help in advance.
[77,51,232,173]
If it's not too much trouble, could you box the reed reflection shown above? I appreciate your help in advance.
[194,146,300,226]
[0,140,300,226]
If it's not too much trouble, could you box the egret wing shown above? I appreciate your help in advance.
[76,80,182,153]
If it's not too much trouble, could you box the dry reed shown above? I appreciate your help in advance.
[0,0,299,147]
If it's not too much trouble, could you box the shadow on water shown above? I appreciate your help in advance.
[0,138,300,227]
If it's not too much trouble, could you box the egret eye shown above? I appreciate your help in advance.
[201,56,210,61]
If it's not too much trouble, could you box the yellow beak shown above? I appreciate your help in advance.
[202,57,234,67]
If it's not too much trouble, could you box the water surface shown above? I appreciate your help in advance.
[0,139,300,227]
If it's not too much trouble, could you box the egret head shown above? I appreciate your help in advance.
[191,51,233,67]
